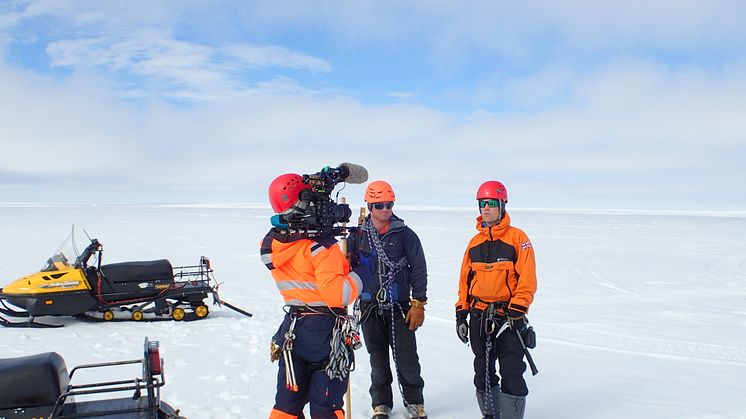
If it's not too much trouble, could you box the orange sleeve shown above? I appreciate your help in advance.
[508,229,537,314]
[311,243,362,308]
[455,236,476,311]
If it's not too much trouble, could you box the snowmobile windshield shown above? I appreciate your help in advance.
[41,229,80,272]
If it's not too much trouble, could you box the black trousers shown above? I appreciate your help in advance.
[361,303,425,408]
[469,309,528,397]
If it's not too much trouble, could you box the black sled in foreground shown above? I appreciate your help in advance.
[0,228,252,328]
[0,337,185,419]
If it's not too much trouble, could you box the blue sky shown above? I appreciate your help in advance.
[1,1,745,209]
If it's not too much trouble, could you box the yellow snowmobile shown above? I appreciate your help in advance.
[0,228,251,328]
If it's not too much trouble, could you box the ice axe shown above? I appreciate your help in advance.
[496,320,538,376]
[516,327,538,376]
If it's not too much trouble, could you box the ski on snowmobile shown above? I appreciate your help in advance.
[0,337,185,419]
[0,227,251,327]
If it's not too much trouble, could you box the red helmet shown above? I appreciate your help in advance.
[365,180,396,203]
[268,173,310,213]
[476,181,508,201]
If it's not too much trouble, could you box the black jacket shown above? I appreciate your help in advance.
[351,214,427,303]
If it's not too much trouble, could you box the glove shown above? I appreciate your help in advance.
[405,299,426,331]
[507,309,527,332]
[456,310,469,344]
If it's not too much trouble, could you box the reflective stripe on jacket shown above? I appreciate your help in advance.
[261,232,362,308]
[455,211,537,314]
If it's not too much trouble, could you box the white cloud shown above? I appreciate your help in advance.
[224,44,330,73]
[231,1,746,62]
[2,1,746,209]
[43,31,331,100]
[2,53,745,208]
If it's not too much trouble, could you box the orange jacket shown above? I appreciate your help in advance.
[455,212,537,314]
[261,233,362,308]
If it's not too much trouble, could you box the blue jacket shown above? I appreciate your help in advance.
[351,214,427,303]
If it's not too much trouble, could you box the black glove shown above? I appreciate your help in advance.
[507,309,527,332]
[456,310,469,344]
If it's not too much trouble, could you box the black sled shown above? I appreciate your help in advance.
[0,337,185,418]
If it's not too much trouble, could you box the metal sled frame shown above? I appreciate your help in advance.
[48,338,171,419]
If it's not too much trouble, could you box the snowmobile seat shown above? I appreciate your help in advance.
[0,352,69,409]
[99,259,174,283]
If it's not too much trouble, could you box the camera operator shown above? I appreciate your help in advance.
[262,172,370,419]
[350,180,428,419]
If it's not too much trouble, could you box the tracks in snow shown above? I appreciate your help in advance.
[538,322,746,365]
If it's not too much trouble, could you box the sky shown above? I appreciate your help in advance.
[1,1,746,210]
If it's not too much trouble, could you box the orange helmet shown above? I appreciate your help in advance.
[268,173,310,213]
[476,180,508,201]
[364,180,396,203]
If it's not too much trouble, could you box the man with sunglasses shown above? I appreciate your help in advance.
[351,180,428,419]
[455,180,537,419]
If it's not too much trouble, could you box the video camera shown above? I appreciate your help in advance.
[274,163,368,237]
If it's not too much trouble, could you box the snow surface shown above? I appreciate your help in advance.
[1,204,745,419]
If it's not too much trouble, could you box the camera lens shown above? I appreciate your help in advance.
[333,204,352,223]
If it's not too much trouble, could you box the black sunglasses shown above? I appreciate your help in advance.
[371,202,394,210]
[478,199,501,208]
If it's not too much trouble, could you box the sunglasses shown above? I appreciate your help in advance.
[478,199,501,208]
[371,202,394,210]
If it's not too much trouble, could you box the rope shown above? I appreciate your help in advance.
[363,219,407,296]
[481,305,510,416]
[326,314,361,380]
[362,219,412,407]
[483,305,496,416]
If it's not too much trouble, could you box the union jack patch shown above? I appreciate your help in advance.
[521,240,532,250]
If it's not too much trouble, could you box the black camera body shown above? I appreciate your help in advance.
[274,164,365,237]
[287,188,352,233]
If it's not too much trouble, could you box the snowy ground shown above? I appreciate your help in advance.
[1,204,745,419]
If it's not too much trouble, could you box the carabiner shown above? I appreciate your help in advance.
[376,287,387,303]
[484,317,496,335]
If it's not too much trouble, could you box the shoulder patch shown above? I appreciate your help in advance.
[520,240,532,250]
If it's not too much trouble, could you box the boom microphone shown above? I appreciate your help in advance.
[338,162,369,184]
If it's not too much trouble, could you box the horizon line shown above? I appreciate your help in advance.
[2,202,745,218]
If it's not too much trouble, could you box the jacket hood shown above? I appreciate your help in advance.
[366,214,406,234]
[268,239,307,269]
[475,211,512,238]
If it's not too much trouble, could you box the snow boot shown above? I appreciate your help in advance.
[406,403,427,418]
[498,392,526,419]
[372,405,392,419]
[476,386,500,418]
